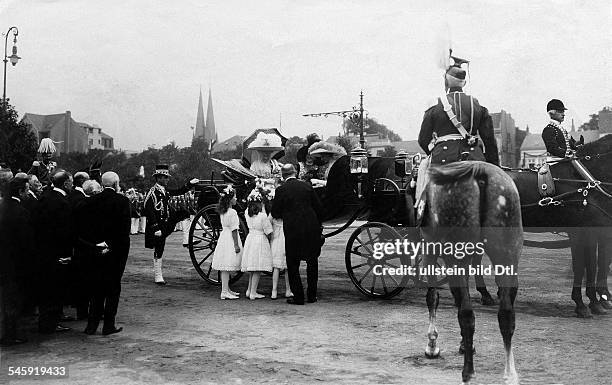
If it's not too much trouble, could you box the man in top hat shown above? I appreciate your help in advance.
[542,99,583,158]
[271,164,324,305]
[144,165,199,285]
[418,54,499,166]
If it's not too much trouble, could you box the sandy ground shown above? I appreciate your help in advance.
[1,230,611,385]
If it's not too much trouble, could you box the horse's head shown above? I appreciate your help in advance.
[576,135,612,179]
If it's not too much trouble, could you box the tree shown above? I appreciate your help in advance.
[335,135,356,155]
[342,117,402,142]
[579,113,599,131]
[0,100,38,172]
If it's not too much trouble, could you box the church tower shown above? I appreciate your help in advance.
[205,87,216,143]
[194,88,206,139]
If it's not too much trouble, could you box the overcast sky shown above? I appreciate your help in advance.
[0,0,610,150]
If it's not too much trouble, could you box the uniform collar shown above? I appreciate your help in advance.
[548,119,564,129]
[447,87,464,93]
[11,196,20,203]
[154,183,166,194]
[53,186,67,196]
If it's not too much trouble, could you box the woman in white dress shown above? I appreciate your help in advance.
[241,189,274,300]
[211,186,243,300]
[247,132,284,180]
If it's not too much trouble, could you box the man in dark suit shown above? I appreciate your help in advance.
[271,164,324,305]
[67,171,90,319]
[0,176,33,345]
[33,170,74,333]
[80,171,131,335]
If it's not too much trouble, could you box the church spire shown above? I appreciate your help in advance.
[205,87,216,143]
[195,87,206,139]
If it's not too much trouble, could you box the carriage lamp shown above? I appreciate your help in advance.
[351,147,368,198]
[395,151,409,178]
[410,154,422,188]
[350,147,368,174]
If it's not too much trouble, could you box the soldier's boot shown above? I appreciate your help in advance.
[154,258,166,285]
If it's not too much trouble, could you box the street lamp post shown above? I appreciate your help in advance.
[3,26,20,103]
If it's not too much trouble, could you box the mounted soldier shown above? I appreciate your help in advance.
[542,99,583,159]
[28,138,59,189]
[418,50,499,167]
[415,50,499,212]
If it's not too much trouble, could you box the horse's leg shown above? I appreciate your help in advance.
[585,233,607,315]
[449,274,475,384]
[472,253,496,306]
[595,231,612,309]
[496,273,519,385]
[424,255,441,358]
[569,230,592,318]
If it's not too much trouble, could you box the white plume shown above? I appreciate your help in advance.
[434,23,453,71]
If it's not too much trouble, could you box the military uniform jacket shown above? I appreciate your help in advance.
[143,183,189,248]
[418,89,499,166]
[541,120,578,158]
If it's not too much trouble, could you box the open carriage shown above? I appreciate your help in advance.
[186,130,441,298]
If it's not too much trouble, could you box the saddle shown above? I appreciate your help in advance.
[537,163,555,197]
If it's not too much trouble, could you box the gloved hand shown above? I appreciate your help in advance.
[32,160,40,167]
[154,230,162,237]
[189,178,199,186]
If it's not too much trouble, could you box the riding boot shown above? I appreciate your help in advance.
[153,258,166,285]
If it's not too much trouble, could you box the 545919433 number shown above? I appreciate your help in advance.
[7,366,67,376]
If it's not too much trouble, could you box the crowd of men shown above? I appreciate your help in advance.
[0,166,130,346]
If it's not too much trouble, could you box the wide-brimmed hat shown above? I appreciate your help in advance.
[247,132,284,151]
[153,164,171,177]
[308,141,347,157]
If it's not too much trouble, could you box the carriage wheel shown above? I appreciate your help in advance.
[345,222,410,299]
[188,204,246,285]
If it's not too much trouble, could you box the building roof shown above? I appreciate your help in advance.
[520,133,545,151]
[391,140,424,154]
[22,112,66,133]
[211,135,245,153]
[100,131,113,139]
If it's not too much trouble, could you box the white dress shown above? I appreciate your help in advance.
[241,211,273,272]
[211,208,243,271]
[270,217,286,269]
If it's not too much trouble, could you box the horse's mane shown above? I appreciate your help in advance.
[429,161,490,184]
[577,134,612,157]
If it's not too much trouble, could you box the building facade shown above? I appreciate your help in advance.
[22,111,114,154]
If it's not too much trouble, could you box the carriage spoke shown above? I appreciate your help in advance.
[371,274,378,294]
[356,237,374,255]
[381,275,389,294]
[386,273,400,286]
[383,262,400,269]
[351,262,369,270]
[357,265,375,284]
[197,250,214,266]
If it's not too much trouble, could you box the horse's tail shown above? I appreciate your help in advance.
[428,161,490,185]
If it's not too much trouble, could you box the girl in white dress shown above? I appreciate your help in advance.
[241,189,273,300]
[211,186,242,300]
[270,216,293,299]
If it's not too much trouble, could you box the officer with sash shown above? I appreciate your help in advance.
[143,165,198,285]
[418,52,499,166]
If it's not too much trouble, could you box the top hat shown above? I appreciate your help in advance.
[547,99,567,112]
[153,164,171,177]
[247,132,284,151]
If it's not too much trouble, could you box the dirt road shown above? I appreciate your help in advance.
[1,231,610,384]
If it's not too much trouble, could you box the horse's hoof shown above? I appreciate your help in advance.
[589,301,608,315]
[459,341,476,355]
[425,346,440,358]
[600,300,612,310]
[575,304,593,318]
[480,294,497,306]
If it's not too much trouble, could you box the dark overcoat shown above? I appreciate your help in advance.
[271,178,323,261]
